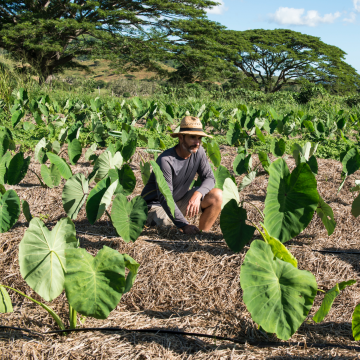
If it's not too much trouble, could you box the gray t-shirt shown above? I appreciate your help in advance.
[141,145,215,228]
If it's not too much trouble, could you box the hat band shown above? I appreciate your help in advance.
[180,127,204,132]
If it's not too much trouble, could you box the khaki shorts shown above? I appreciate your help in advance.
[147,187,203,227]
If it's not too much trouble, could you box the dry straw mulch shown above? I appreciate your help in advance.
[1,146,360,359]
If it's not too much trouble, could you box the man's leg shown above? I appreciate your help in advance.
[198,188,223,231]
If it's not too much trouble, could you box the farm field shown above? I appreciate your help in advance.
[1,145,360,359]
[2,91,360,359]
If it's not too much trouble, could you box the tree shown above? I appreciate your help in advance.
[0,0,219,82]
[221,29,360,93]
[164,19,238,84]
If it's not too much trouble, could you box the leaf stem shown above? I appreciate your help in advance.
[2,285,66,332]
[69,303,77,329]
[243,201,265,220]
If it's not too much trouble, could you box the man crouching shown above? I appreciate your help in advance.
[141,116,222,235]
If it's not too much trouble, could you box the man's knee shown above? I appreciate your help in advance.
[208,188,223,206]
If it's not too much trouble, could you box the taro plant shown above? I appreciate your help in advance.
[61,151,175,244]
[0,217,139,330]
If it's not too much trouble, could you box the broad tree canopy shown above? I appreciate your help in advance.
[0,0,218,82]
[222,29,360,93]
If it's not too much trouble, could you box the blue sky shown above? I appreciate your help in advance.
[206,0,360,73]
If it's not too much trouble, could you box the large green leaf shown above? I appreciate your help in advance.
[86,177,118,224]
[140,161,150,186]
[65,246,139,319]
[93,150,123,183]
[19,217,78,301]
[150,160,175,217]
[22,199,32,222]
[62,174,89,220]
[35,138,50,164]
[121,130,137,162]
[41,164,61,188]
[255,126,266,143]
[0,286,13,313]
[220,199,255,253]
[7,152,31,185]
[47,152,72,180]
[11,109,24,128]
[222,177,240,209]
[270,138,286,157]
[109,164,136,196]
[85,143,97,162]
[214,165,232,190]
[352,303,360,340]
[313,280,356,323]
[264,159,319,243]
[233,154,252,176]
[226,121,241,145]
[258,151,271,173]
[316,196,336,236]
[240,240,317,340]
[238,171,257,192]
[111,194,148,243]
[0,190,21,233]
[68,139,82,165]
[342,148,360,176]
[0,152,11,184]
[207,140,221,167]
[0,131,10,158]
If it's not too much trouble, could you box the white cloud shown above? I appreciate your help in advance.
[354,0,360,12]
[268,7,341,27]
[207,0,228,15]
[344,12,357,23]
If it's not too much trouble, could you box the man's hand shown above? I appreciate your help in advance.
[180,224,200,235]
[186,191,202,218]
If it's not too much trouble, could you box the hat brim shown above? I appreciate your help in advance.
[170,131,213,138]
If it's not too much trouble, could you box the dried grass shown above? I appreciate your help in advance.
[1,146,360,359]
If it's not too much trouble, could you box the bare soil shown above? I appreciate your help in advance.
[1,146,360,359]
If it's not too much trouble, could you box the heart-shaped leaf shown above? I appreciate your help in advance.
[11,109,24,128]
[240,240,317,340]
[140,161,150,186]
[62,174,89,220]
[68,139,82,165]
[35,138,50,164]
[65,246,139,319]
[109,164,136,196]
[264,159,319,243]
[41,164,61,188]
[258,151,271,173]
[47,152,72,180]
[121,130,137,162]
[222,177,240,209]
[316,196,336,235]
[22,199,32,223]
[214,165,232,190]
[270,139,286,157]
[7,152,31,185]
[111,194,148,243]
[93,151,123,183]
[19,217,78,301]
[220,199,255,252]
[0,152,11,184]
[233,154,252,176]
[86,177,118,224]
[0,189,21,233]
[207,140,221,167]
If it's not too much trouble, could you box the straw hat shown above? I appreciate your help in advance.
[170,116,213,138]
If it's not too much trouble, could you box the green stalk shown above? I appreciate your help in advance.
[69,303,77,329]
[243,201,265,221]
[2,285,65,332]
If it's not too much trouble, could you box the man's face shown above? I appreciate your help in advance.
[179,134,203,154]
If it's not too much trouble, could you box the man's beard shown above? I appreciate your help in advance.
[181,141,199,154]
